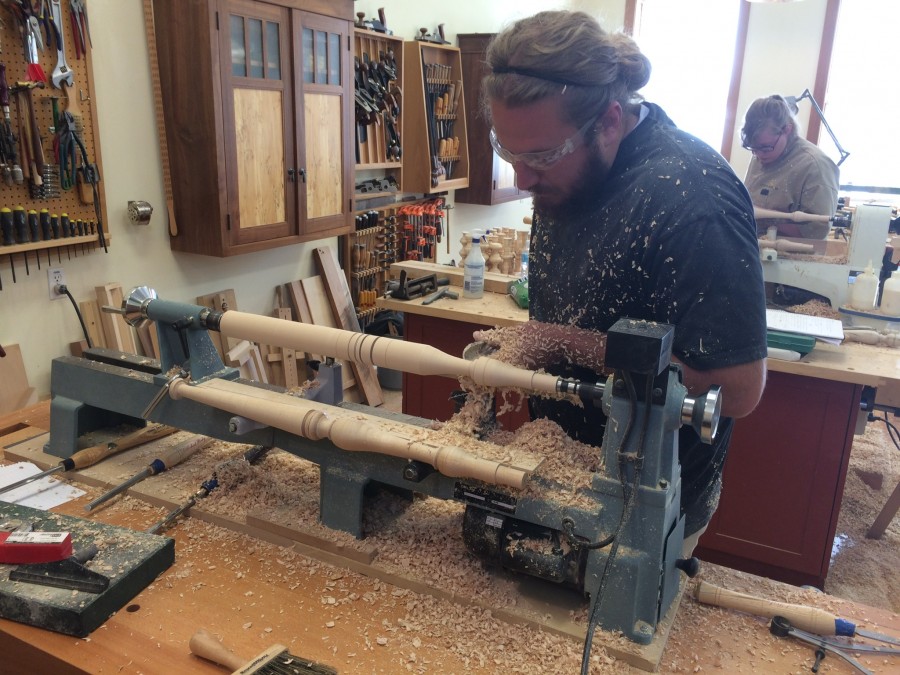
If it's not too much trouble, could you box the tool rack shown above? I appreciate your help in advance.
[0,0,108,290]
[344,28,466,328]
[401,40,469,194]
[353,27,404,177]
[343,196,447,330]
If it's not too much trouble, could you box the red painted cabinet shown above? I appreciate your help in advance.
[696,370,863,588]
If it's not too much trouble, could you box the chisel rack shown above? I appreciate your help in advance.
[342,196,445,329]
[0,1,108,290]
[402,41,469,194]
[346,206,399,331]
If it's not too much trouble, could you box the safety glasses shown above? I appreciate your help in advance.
[742,128,785,155]
[489,116,597,171]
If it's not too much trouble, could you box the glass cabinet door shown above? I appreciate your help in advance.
[295,11,352,236]
[222,0,296,246]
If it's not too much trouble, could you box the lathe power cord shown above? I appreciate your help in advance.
[58,284,94,349]
[868,412,899,452]
[580,371,653,675]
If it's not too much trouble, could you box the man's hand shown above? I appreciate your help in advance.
[473,321,607,374]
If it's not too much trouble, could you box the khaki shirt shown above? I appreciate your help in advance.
[744,135,840,238]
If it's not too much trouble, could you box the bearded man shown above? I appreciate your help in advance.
[477,10,768,555]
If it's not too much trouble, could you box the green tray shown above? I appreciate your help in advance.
[766,330,816,356]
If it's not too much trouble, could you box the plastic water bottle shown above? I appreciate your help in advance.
[849,260,879,311]
[463,230,485,299]
[880,269,900,316]
[520,245,529,280]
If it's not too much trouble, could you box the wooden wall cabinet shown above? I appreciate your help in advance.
[401,41,469,194]
[455,33,525,206]
[152,0,354,257]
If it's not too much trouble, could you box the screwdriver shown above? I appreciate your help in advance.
[0,424,177,497]
[85,434,213,512]
[146,444,272,535]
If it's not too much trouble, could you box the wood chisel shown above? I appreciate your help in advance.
[696,581,900,646]
[146,444,271,535]
[84,435,213,511]
[0,424,177,497]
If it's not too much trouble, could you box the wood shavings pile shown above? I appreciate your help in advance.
[475,322,606,374]
[69,399,899,673]
[778,252,849,265]
[136,514,633,674]
[784,299,842,320]
[825,419,900,612]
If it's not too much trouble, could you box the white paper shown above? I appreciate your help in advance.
[766,309,844,345]
[0,463,85,510]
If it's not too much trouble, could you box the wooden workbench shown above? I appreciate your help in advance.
[0,402,898,674]
[378,263,900,588]
[381,261,900,407]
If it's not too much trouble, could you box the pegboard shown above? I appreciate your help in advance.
[0,0,109,289]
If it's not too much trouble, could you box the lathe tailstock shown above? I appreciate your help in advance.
[48,288,720,645]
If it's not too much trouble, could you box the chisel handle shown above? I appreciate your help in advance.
[148,435,212,475]
[695,581,849,636]
[63,423,178,471]
[85,435,211,512]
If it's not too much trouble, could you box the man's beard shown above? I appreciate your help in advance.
[532,147,611,221]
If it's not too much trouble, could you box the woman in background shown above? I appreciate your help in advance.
[742,94,839,239]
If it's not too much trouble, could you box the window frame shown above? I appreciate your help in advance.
[624,0,750,160]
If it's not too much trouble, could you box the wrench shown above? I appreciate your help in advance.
[49,0,74,89]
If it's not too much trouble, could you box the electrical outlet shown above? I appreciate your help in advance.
[48,267,66,300]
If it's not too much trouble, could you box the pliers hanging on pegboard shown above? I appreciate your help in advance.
[55,108,84,189]
[69,0,91,59]
[38,0,60,52]
[54,107,105,251]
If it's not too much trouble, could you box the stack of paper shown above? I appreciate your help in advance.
[765,309,844,345]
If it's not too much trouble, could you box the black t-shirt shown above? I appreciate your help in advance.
[528,103,768,532]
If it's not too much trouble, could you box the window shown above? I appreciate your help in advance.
[821,1,900,191]
[628,0,746,155]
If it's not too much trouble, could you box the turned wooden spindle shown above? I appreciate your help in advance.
[168,378,529,488]
[218,310,561,394]
[758,238,816,254]
[754,207,833,223]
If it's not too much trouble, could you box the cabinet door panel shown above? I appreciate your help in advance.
[696,371,861,587]
[296,12,352,238]
[222,0,296,246]
[304,93,343,219]
[234,88,287,229]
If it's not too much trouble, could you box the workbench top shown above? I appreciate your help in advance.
[1,402,898,674]
[378,284,527,328]
[381,261,900,409]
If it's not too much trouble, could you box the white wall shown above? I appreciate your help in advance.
[0,0,827,398]
[728,0,830,178]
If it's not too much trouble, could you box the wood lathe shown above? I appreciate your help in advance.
[759,202,892,311]
[45,286,722,650]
